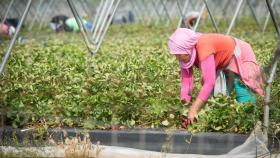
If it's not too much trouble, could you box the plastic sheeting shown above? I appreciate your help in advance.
[0,123,277,158]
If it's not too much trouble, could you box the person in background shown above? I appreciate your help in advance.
[167,28,264,128]
[50,15,69,32]
[128,11,135,23]
[0,17,16,37]
[110,10,135,25]
[4,18,20,28]
[64,17,93,32]
[181,10,208,29]
[0,23,15,37]
[50,15,93,33]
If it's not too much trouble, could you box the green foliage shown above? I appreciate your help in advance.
[189,94,261,133]
[0,21,278,134]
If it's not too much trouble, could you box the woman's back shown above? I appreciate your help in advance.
[196,34,235,69]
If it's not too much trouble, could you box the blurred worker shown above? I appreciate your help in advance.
[50,15,69,32]
[167,28,264,128]
[65,17,93,32]
[181,10,208,29]
[0,16,16,37]
[111,10,135,24]
[4,18,20,28]
[50,15,93,33]
[0,16,20,28]
[0,22,15,37]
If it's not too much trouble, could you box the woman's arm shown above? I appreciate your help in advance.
[187,55,216,122]
[180,67,194,102]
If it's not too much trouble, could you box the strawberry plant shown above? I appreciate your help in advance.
[0,21,278,134]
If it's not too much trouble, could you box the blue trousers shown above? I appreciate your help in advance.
[226,72,256,104]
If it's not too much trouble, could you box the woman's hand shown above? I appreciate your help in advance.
[181,115,195,128]
[188,105,199,119]
[181,98,205,129]
[181,106,197,128]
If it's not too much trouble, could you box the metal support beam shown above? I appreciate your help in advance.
[94,0,115,44]
[38,0,55,29]
[67,0,94,53]
[217,0,231,27]
[193,3,206,31]
[226,0,244,35]
[2,0,15,24]
[0,0,33,74]
[263,0,276,33]
[92,0,110,38]
[28,0,44,31]
[265,0,280,37]
[92,0,121,55]
[203,0,219,32]
[246,0,262,31]
[177,0,190,28]
[151,0,161,25]
[159,0,171,26]
[91,0,104,32]
[132,0,145,24]
[67,0,120,55]
[263,46,280,143]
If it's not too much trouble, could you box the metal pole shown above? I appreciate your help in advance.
[203,0,219,32]
[217,0,231,27]
[139,0,147,22]
[38,0,55,29]
[194,0,203,11]
[189,0,195,11]
[182,0,191,15]
[147,0,156,25]
[131,0,145,23]
[145,1,154,24]
[91,0,104,32]
[246,0,262,31]
[176,0,184,28]
[176,0,184,18]
[226,0,244,35]
[28,0,44,31]
[67,0,94,53]
[2,0,15,23]
[263,0,275,33]
[0,2,5,16]
[10,0,21,18]
[177,0,190,28]
[265,0,280,37]
[142,0,153,24]
[17,0,27,17]
[48,0,62,21]
[95,0,115,44]
[169,1,177,19]
[79,0,91,19]
[0,0,33,74]
[25,1,37,22]
[151,0,161,24]
[140,0,148,23]
[134,0,146,24]
[93,0,121,56]
[152,0,162,25]
[159,0,171,26]
[193,3,206,31]
[263,46,280,143]
[92,0,110,40]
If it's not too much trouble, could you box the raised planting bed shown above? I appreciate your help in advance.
[0,127,252,154]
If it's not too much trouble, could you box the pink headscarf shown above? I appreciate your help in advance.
[168,28,202,69]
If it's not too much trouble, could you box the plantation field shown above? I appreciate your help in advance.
[0,21,279,134]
